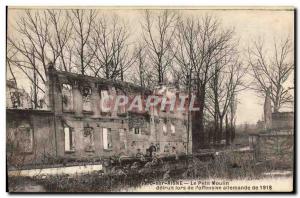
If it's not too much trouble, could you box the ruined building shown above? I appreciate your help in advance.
[6,66,192,167]
[6,79,32,109]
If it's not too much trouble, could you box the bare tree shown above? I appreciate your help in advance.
[173,15,236,151]
[7,10,55,108]
[6,46,18,86]
[172,19,193,89]
[228,93,237,143]
[141,10,178,84]
[128,43,158,88]
[47,9,74,72]
[90,15,135,80]
[206,56,245,145]
[7,9,79,108]
[247,37,294,112]
[7,9,137,109]
[68,9,97,75]
[135,44,147,87]
[131,44,147,87]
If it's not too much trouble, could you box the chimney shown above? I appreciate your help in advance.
[46,62,56,111]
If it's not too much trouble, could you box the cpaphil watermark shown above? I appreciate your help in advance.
[99,94,200,113]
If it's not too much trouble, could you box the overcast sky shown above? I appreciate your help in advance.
[7,7,294,124]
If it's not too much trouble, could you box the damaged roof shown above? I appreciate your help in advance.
[51,70,152,94]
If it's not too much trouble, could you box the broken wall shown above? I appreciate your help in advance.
[6,110,56,167]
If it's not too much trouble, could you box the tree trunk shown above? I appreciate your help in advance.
[230,126,235,143]
[80,47,84,75]
[230,114,235,143]
[158,63,162,84]
[213,116,219,145]
[218,116,224,144]
[33,68,38,109]
[139,63,144,87]
[105,64,109,79]
[274,103,280,113]
[225,114,230,145]
[120,65,124,81]
[208,126,212,146]
[192,86,206,153]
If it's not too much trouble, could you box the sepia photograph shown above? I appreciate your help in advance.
[5,6,295,193]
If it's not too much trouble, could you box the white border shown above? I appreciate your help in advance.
[1,0,298,197]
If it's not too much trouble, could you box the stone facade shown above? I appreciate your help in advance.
[271,112,294,131]
[250,109,294,167]
[249,132,293,168]
[6,67,192,167]
[249,89,294,167]
[7,109,56,166]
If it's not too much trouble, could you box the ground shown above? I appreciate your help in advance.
[8,149,293,192]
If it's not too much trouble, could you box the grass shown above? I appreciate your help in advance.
[8,148,293,192]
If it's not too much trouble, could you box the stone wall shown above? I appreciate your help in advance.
[250,132,294,168]
[271,112,294,130]
[6,109,56,166]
